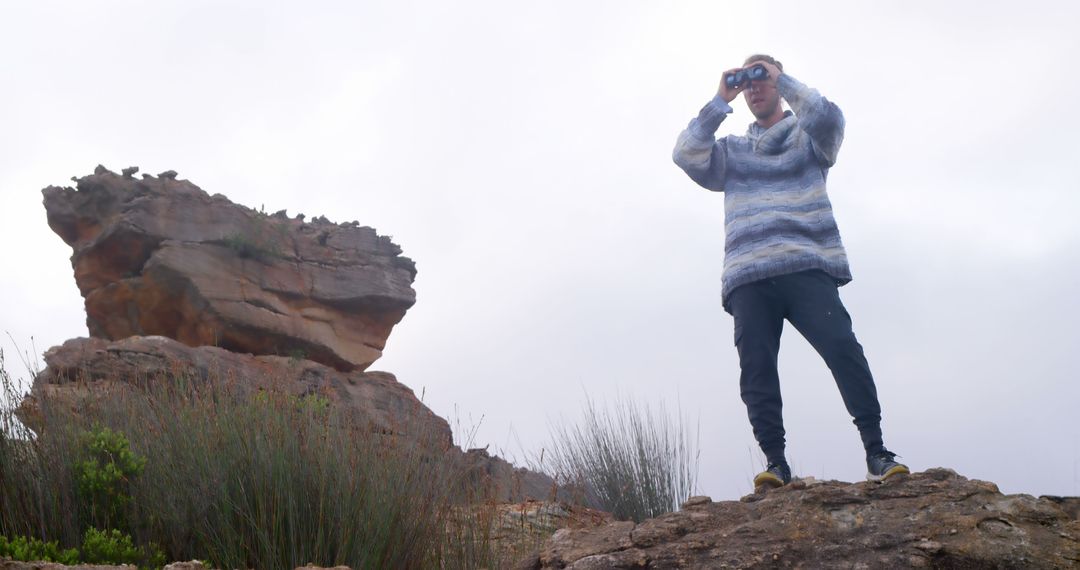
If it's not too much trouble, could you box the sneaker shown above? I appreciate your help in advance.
[866,450,909,482]
[754,461,792,489]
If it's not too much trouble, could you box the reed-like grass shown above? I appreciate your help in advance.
[543,394,699,523]
[0,351,545,569]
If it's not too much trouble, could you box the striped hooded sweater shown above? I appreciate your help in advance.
[672,73,851,313]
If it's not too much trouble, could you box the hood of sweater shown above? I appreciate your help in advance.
[746,110,797,155]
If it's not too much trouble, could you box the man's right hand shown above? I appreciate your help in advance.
[718,67,746,103]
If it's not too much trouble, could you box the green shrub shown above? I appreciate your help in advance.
[74,425,147,530]
[80,527,165,570]
[221,209,287,260]
[0,530,164,569]
[222,233,279,259]
[543,394,699,523]
[0,534,79,564]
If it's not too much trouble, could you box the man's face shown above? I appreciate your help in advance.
[742,60,781,120]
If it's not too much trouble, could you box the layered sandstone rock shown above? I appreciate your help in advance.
[42,166,416,372]
[32,166,559,505]
[20,336,562,502]
[19,336,450,444]
[526,469,1080,569]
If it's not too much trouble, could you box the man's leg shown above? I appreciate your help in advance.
[729,280,788,465]
[782,271,885,456]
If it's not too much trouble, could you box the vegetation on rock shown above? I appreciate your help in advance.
[79,527,166,569]
[74,425,147,531]
[0,534,79,565]
[542,394,699,523]
[0,352,550,569]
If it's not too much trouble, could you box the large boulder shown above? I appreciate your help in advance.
[18,336,450,444]
[42,166,416,372]
[19,335,564,503]
[530,469,1080,569]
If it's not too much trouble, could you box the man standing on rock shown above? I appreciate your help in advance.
[672,54,909,488]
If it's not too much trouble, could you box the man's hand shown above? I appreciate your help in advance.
[718,67,746,103]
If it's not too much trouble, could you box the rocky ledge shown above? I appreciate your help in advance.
[526,469,1080,569]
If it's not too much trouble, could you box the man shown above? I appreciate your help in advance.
[672,54,908,488]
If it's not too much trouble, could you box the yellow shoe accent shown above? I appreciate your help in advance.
[754,471,785,488]
[883,464,910,479]
[868,463,911,483]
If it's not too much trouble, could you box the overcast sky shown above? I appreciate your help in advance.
[2,0,1078,501]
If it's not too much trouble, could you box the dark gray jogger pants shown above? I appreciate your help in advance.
[728,270,884,464]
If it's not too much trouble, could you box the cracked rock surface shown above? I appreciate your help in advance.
[43,165,416,372]
[528,469,1080,569]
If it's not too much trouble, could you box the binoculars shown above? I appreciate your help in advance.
[724,64,769,89]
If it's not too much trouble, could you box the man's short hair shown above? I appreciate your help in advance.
[744,54,783,72]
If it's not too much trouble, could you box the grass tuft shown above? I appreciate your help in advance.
[542,393,699,523]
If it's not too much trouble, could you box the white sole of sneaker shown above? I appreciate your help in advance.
[866,465,910,483]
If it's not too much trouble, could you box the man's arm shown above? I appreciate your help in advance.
[776,74,845,167]
[672,94,733,192]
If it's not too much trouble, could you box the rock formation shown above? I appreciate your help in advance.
[18,336,450,444]
[43,165,416,372]
[526,469,1080,569]
[29,165,557,503]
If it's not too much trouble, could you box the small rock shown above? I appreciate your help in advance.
[682,495,712,508]
[908,554,930,567]
[158,169,178,179]
[914,540,942,554]
[513,552,542,570]
[164,561,209,570]
[122,166,139,177]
